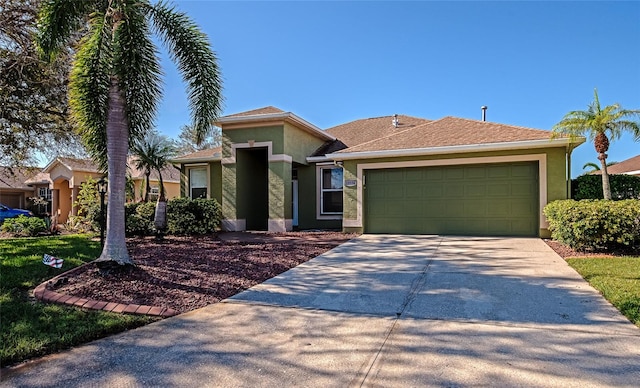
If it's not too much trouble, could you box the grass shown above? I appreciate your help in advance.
[0,234,157,367]
[567,256,640,327]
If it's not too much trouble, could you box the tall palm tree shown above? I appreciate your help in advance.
[37,0,222,266]
[553,89,639,199]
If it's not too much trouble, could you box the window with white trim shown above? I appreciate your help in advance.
[149,186,160,200]
[189,167,207,199]
[39,187,52,200]
[319,167,343,215]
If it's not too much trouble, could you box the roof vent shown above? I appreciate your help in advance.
[392,114,399,128]
[481,106,488,122]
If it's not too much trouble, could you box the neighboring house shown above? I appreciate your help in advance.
[0,166,42,209]
[0,157,181,225]
[173,106,585,237]
[591,155,640,176]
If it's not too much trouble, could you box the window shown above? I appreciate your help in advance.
[149,186,160,200]
[189,168,207,199]
[320,167,343,215]
[39,187,52,200]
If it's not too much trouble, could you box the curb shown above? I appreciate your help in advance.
[33,264,179,318]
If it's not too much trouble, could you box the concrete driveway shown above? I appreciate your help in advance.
[2,235,640,387]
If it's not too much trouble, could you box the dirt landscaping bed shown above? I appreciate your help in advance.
[50,232,358,314]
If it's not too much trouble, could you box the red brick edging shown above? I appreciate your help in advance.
[33,264,179,318]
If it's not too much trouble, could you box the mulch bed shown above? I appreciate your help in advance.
[52,232,358,314]
[544,239,638,259]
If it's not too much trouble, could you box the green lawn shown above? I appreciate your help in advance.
[0,234,156,366]
[567,256,640,327]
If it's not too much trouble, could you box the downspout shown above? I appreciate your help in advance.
[566,143,574,199]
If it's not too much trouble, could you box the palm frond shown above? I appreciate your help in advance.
[113,0,162,148]
[36,0,100,61]
[68,11,112,172]
[145,1,223,144]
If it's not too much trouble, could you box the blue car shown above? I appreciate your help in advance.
[0,203,33,223]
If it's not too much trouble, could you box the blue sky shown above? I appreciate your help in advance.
[156,1,640,177]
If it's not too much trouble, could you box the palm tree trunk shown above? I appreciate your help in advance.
[154,168,167,231]
[96,78,134,266]
[144,172,150,202]
[599,153,612,200]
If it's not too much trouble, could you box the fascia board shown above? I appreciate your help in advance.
[327,137,585,161]
[171,157,222,164]
[306,156,332,163]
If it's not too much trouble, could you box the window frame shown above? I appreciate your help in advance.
[38,187,52,201]
[316,164,343,219]
[186,165,209,199]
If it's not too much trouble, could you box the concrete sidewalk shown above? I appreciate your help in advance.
[2,235,640,387]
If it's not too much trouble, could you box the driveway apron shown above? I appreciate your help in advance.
[2,235,639,387]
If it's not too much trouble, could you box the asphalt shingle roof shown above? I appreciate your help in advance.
[591,154,640,175]
[335,116,557,154]
[173,147,222,161]
[223,106,285,118]
[326,114,430,147]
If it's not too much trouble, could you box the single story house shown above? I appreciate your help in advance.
[0,166,42,209]
[0,157,181,225]
[173,106,585,237]
[591,154,640,176]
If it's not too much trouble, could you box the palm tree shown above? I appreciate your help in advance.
[37,0,222,266]
[131,131,175,202]
[553,89,639,199]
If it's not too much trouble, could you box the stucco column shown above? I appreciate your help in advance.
[268,161,292,232]
[71,186,80,216]
[221,162,243,231]
[51,189,59,226]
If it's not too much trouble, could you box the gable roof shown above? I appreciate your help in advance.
[43,157,98,174]
[326,114,431,147]
[592,155,640,176]
[329,116,581,160]
[223,106,285,118]
[216,106,335,142]
[42,157,180,183]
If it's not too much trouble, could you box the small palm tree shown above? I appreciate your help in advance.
[553,89,639,199]
[131,131,175,202]
[37,0,222,266]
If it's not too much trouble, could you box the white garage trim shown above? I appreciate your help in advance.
[343,154,548,230]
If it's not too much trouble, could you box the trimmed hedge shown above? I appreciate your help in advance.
[125,201,156,236]
[572,174,640,200]
[124,198,221,236]
[544,199,640,251]
[166,198,221,235]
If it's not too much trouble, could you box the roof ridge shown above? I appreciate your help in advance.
[341,118,441,151]
[443,116,551,133]
[326,113,428,129]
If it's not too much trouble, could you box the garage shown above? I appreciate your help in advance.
[364,162,539,236]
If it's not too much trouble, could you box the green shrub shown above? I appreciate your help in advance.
[1,216,47,237]
[167,198,221,235]
[125,202,156,236]
[544,199,640,251]
[572,174,640,200]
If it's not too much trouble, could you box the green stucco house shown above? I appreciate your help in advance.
[172,106,584,237]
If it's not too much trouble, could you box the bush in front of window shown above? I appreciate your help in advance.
[166,198,221,235]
